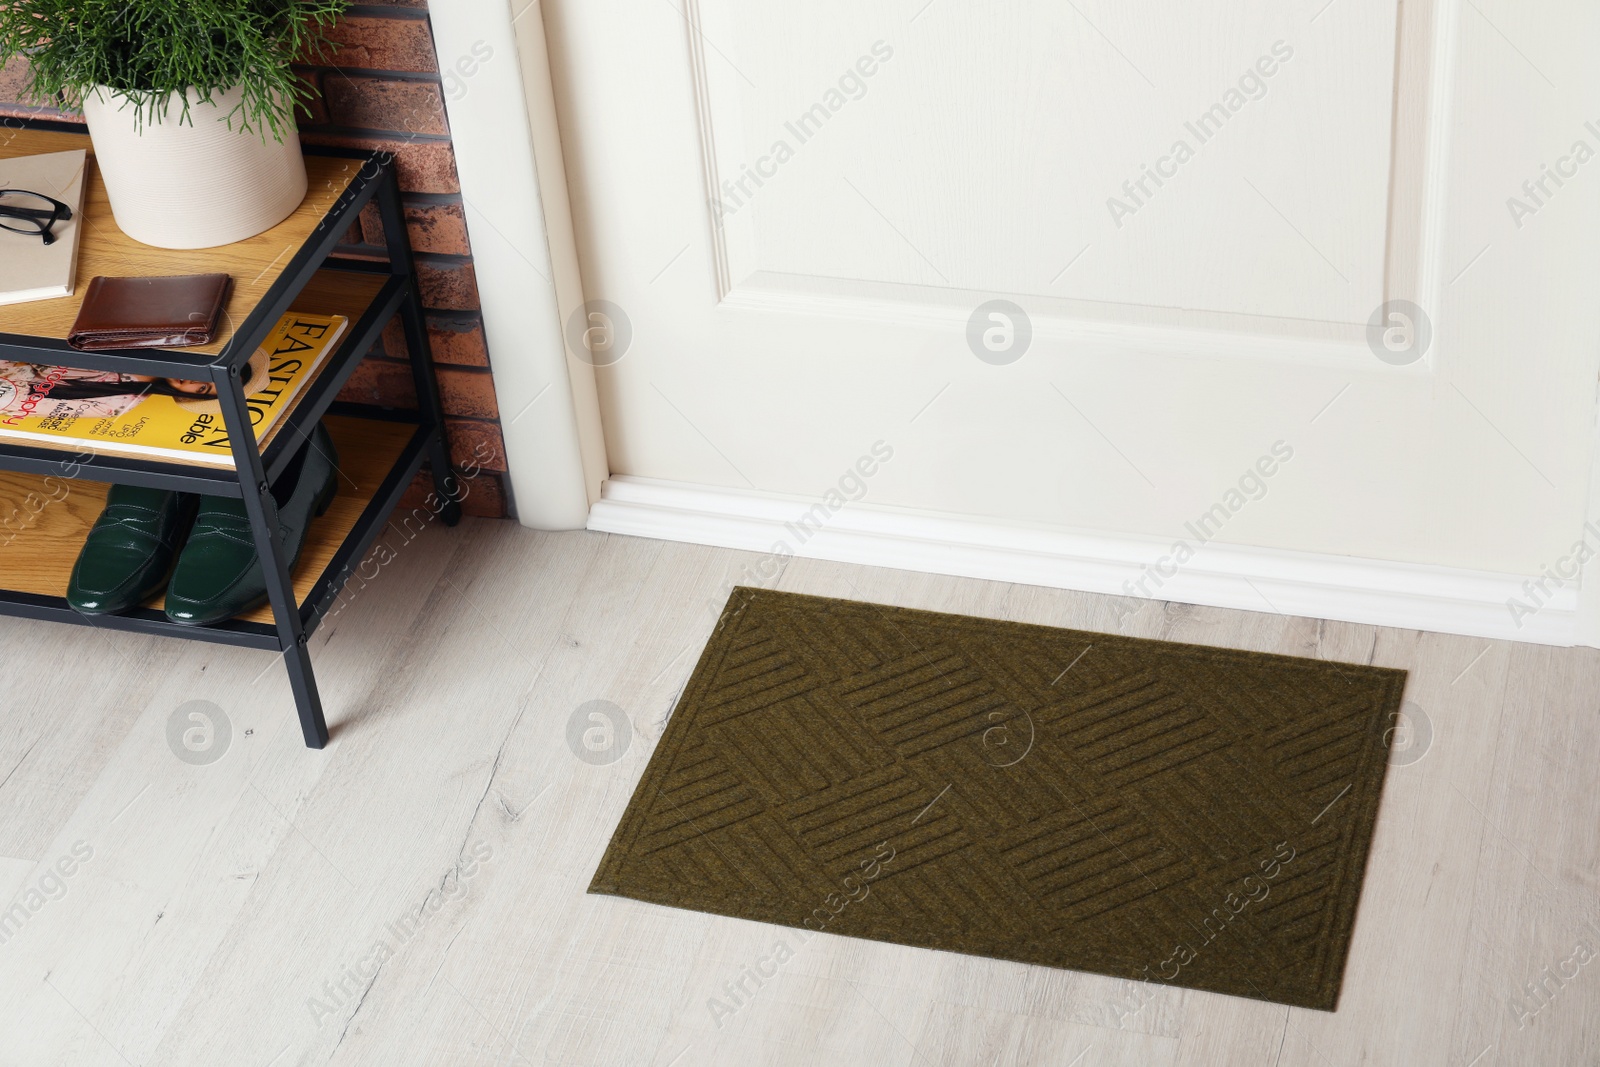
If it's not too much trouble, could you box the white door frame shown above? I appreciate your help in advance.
[431,0,607,529]
[434,0,1600,649]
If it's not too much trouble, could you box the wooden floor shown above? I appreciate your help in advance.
[0,519,1595,1066]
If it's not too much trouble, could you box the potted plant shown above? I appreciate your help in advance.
[0,0,348,249]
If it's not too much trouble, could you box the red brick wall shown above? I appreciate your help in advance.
[0,3,510,519]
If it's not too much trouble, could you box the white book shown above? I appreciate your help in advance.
[0,149,89,306]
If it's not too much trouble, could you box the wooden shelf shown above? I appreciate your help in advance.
[0,117,454,749]
[0,415,413,625]
[0,267,388,469]
[0,127,360,355]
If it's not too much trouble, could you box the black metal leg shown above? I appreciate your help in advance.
[280,639,327,747]
[375,170,462,527]
[399,293,461,527]
[424,429,462,527]
[212,361,330,749]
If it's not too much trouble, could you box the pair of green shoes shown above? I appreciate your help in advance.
[66,423,339,626]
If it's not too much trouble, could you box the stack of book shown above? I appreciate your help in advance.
[0,149,88,305]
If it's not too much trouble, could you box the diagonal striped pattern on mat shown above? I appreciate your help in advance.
[591,588,1406,1010]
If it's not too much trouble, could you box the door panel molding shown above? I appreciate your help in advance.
[688,0,1459,371]
[1392,0,1460,374]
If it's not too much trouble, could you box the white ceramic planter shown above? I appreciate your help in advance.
[80,85,308,249]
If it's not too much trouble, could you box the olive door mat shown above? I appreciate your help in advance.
[590,588,1407,1011]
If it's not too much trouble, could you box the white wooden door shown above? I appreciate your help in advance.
[538,0,1600,629]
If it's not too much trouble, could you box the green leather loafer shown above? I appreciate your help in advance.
[66,485,196,616]
[165,424,339,626]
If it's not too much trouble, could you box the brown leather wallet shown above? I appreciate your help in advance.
[66,274,232,350]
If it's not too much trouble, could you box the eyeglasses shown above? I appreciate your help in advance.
[0,188,74,246]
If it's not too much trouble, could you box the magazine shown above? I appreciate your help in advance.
[0,312,347,466]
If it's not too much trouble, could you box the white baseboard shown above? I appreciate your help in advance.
[587,475,1588,646]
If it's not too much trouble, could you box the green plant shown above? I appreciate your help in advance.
[0,0,349,140]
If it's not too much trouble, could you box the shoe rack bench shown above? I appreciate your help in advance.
[0,120,460,749]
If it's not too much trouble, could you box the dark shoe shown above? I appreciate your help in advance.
[67,486,196,615]
[165,424,339,626]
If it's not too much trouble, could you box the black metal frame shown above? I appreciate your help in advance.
[0,119,461,748]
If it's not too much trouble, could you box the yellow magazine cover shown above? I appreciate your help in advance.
[0,313,348,466]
